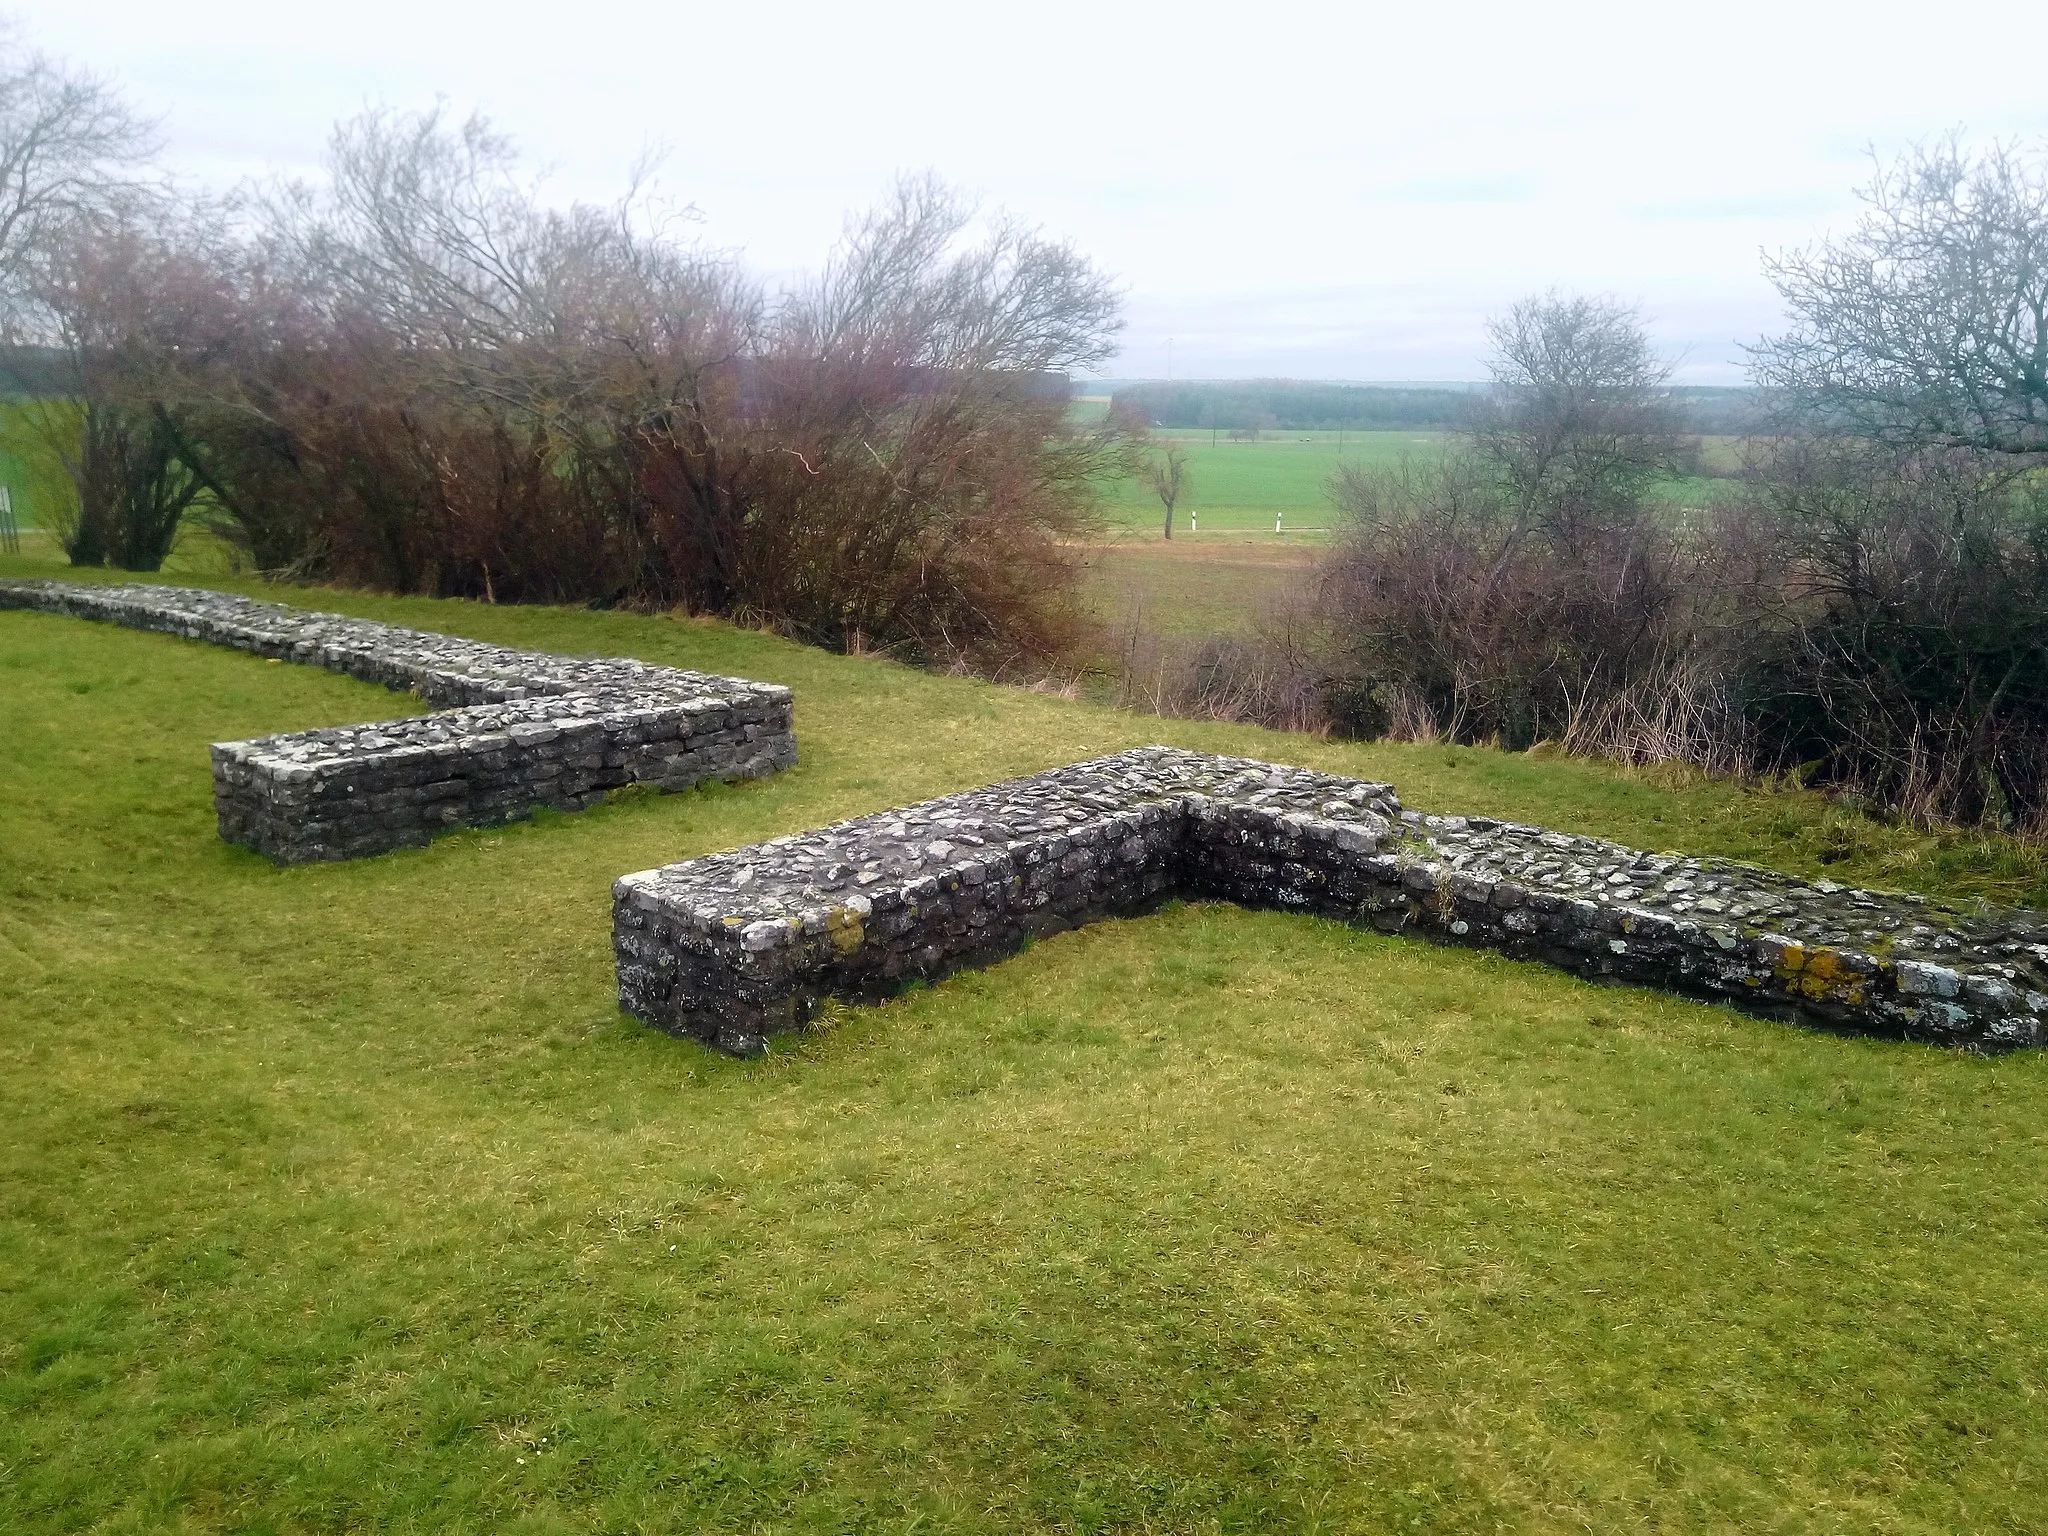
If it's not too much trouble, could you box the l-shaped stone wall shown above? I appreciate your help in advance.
[614,747,2048,1055]
[9,582,2043,1053]
[0,580,797,861]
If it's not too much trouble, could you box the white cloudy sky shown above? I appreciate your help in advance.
[12,0,2046,383]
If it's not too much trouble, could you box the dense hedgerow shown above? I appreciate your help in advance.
[10,112,1140,670]
[1145,279,2048,834]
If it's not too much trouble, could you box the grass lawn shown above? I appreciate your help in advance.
[6,550,2048,1533]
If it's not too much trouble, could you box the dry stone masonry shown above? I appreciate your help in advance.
[614,746,2048,1055]
[0,579,796,861]
[8,581,2041,1054]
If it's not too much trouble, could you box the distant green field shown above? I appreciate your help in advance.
[1098,430,1744,537]
[0,401,75,533]
[1101,430,1450,536]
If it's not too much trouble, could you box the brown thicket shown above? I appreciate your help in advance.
[1738,437,2048,828]
[1317,455,1755,769]
[1247,266,2048,833]
[11,105,1136,668]
[1312,294,1748,762]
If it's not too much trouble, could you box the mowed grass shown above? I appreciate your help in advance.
[6,553,2048,1532]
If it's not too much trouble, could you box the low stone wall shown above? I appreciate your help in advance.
[615,746,2048,1055]
[11,583,2040,1051]
[1,580,797,862]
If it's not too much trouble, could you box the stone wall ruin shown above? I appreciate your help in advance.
[8,579,2042,1056]
[614,747,2048,1055]
[0,579,797,862]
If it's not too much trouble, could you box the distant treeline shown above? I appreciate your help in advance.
[1110,381,1470,431]
[1110,379,1758,435]
[0,344,77,397]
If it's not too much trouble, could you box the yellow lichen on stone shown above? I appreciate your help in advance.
[1793,948,1864,1004]
[826,906,865,956]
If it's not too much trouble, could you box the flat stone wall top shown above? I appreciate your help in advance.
[0,579,788,711]
[625,745,1400,929]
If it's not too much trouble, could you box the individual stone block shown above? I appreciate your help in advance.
[1,579,797,862]
[614,747,2048,1055]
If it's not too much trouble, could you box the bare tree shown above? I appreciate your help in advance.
[1752,138,2048,462]
[0,24,158,335]
[1317,295,1693,752]
[1147,441,1188,539]
[21,212,236,568]
[1472,291,1679,549]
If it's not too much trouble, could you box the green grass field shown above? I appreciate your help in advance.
[6,549,2048,1532]
[1099,430,1441,536]
[0,401,81,537]
[1095,430,1748,540]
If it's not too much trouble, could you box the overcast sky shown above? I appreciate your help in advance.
[12,0,2046,383]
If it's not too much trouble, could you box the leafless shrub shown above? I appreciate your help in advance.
[1311,296,1699,750]
[1305,397,2047,830]
[1108,581,1333,733]
[1735,437,2048,830]
[29,107,1137,667]
[1317,454,1713,751]
[1549,651,1752,772]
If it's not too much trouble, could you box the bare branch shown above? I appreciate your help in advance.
[0,26,159,336]
[1752,136,2048,460]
